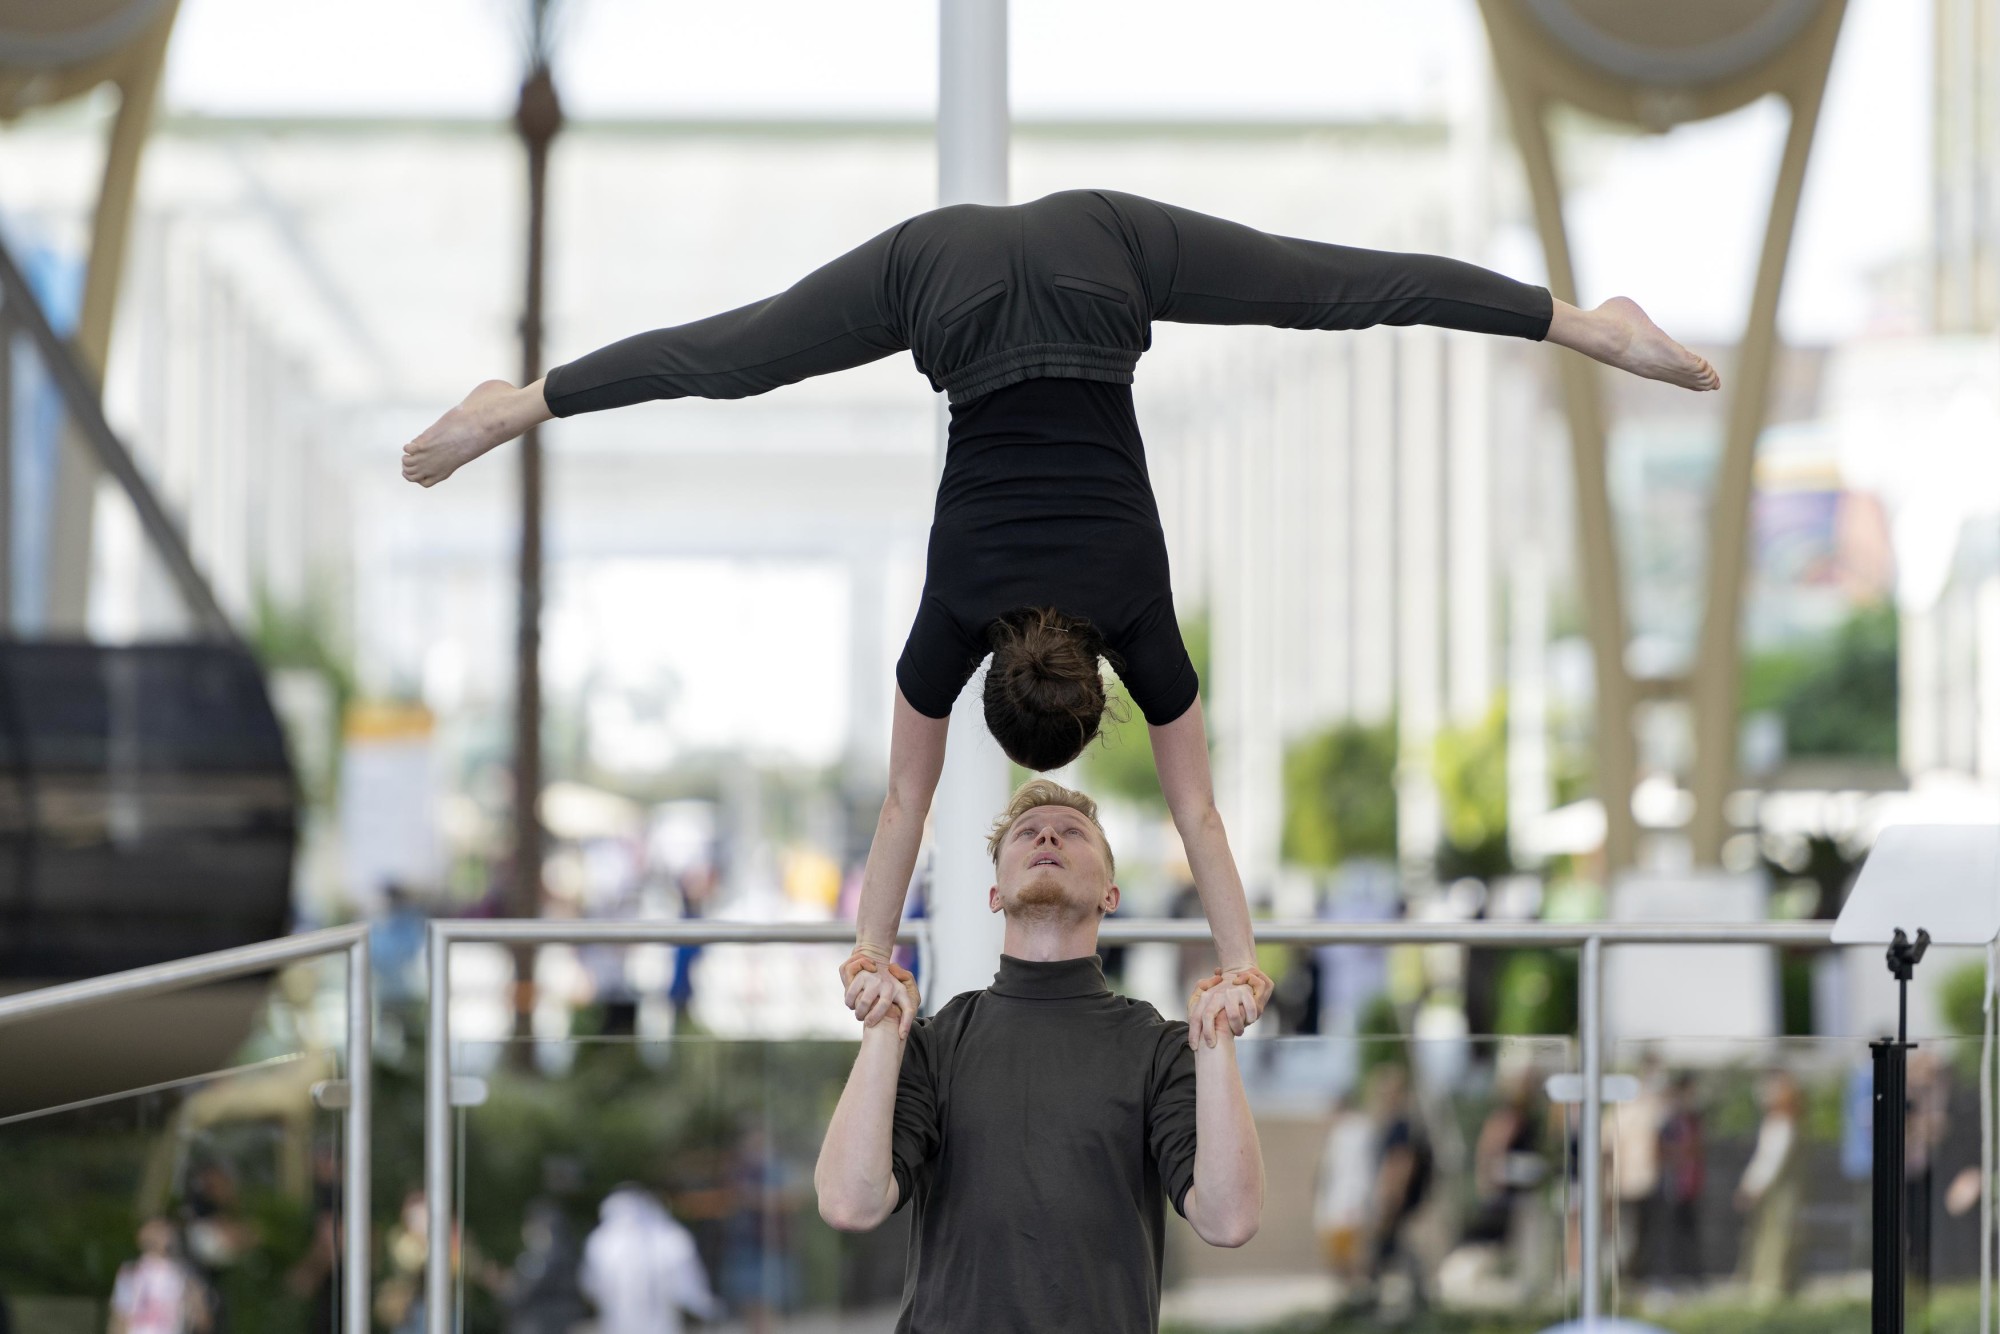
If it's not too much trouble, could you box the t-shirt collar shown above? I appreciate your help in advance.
[989,953,1111,1000]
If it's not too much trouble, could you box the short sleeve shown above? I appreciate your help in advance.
[1108,599,1199,727]
[1148,1023,1199,1217]
[895,595,986,719]
[890,1022,942,1211]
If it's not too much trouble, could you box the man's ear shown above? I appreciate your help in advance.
[1100,883,1121,916]
[989,883,1002,914]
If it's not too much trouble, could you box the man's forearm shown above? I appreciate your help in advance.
[852,789,928,959]
[815,1024,905,1231]
[1185,1029,1264,1247]
[1174,803,1258,973]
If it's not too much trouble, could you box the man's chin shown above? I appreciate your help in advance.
[1006,875,1085,919]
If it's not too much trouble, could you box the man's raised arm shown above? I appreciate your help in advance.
[815,1020,906,1231]
[1181,1000,1265,1248]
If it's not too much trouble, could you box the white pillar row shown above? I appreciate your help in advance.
[926,0,1013,1007]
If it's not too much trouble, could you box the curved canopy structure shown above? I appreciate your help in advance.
[1522,0,1824,95]
[1480,0,1848,871]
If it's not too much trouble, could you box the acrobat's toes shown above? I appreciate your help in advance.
[1595,296,1722,392]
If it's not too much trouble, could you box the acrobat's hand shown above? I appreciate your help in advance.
[840,950,921,1036]
[1187,965,1274,1050]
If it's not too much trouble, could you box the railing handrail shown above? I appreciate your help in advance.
[426,916,1834,949]
[0,922,366,1027]
[419,912,1854,1334]
[0,922,372,1334]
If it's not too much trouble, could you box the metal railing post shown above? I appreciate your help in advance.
[345,933,372,1334]
[425,925,452,1334]
[1579,933,1605,1321]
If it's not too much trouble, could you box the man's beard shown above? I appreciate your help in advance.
[1008,873,1079,922]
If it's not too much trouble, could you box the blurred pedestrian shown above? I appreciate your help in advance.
[722,1126,802,1332]
[376,1189,437,1334]
[284,1143,342,1331]
[109,1219,208,1334]
[1467,1065,1545,1249]
[484,1198,588,1334]
[1656,1072,1705,1283]
[180,1158,251,1333]
[1735,1071,1803,1303]
[1368,1065,1433,1311]
[668,866,717,1024]
[1314,1093,1379,1291]
[1607,1056,1665,1280]
[579,1185,722,1334]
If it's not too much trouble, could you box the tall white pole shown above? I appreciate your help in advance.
[928,0,1012,1007]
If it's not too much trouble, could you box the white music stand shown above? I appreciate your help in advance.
[1834,824,2000,1334]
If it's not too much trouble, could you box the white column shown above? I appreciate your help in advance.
[927,0,1012,1006]
[1446,333,1493,725]
[1396,331,1444,878]
[1351,335,1397,724]
[1312,344,1354,725]
[1446,20,1497,726]
[1977,577,2000,781]
[846,553,891,787]
[1507,544,1551,865]
[1902,604,1939,777]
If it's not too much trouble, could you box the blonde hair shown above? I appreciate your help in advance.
[985,778,1115,877]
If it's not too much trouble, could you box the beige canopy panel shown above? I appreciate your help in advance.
[0,0,181,629]
[1479,0,1847,873]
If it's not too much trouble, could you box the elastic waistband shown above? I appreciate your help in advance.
[940,343,1140,404]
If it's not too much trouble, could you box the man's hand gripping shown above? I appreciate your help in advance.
[1187,965,1274,1049]
[840,948,921,1035]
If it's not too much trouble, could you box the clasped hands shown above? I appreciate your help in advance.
[841,948,922,1036]
[839,947,1272,1048]
[1187,964,1273,1049]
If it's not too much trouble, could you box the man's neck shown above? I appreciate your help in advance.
[1000,915,1103,961]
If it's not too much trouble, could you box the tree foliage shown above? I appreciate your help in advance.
[1080,616,1209,808]
[1281,718,1399,868]
[1741,602,1898,760]
[1434,698,1511,880]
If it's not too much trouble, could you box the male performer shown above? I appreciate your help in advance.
[814,779,1265,1333]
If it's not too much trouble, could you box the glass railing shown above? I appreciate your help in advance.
[0,1051,348,1334]
[446,1034,1577,1333]
[1602,1036,1986,1334]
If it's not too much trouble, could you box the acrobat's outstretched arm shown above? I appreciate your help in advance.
[403,222,911,486]
[1151,697,1274,1045]
[1132,195,1717,392]
[842,689,949,1035]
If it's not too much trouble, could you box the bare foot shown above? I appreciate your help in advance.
[402,380,546,487]
[1549,296,1721,392]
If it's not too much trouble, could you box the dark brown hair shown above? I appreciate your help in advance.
[982,607,1116,771]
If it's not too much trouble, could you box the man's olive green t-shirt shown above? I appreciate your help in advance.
[888,954,1198,1334]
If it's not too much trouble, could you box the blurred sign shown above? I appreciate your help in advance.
[1606,870,1777,1049]
[339,701,441,914]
